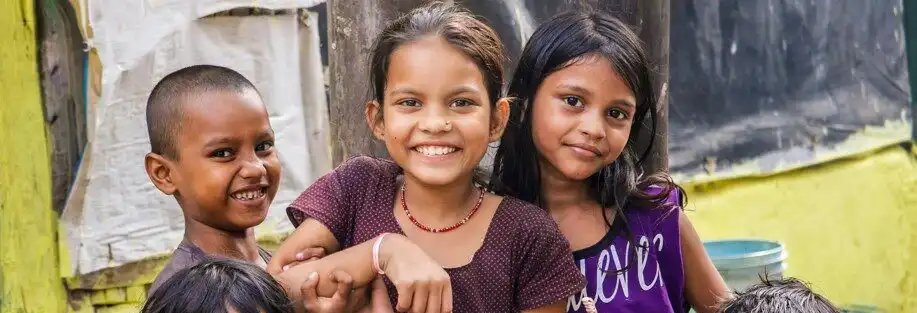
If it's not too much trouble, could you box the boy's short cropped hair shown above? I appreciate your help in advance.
[719,277,840,313]
[145,65,258,159]
[141,258,293,313]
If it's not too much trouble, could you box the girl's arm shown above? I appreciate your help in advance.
[268,219,341,274]
[276,233,453,313]
[522,301,566,313]
[680,211,732,313]
[271,156,383,274]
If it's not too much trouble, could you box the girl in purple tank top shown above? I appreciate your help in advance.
[489,10,731,313]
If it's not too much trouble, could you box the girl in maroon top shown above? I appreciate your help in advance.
[271,3,584,313]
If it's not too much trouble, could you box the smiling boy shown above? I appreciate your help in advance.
[143,65,282,293]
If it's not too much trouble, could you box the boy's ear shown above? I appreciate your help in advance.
[489,97,511,142]
[365,100,385,140]
[145,153,178,195]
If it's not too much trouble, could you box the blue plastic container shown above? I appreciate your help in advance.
[703,240,788,291]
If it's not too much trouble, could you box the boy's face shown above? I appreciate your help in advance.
[147,89,281,232]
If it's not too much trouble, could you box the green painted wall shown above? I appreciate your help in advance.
[686,144,917,313]
[0,1,69,313]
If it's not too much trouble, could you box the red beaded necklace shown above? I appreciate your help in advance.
[400,185,485,233]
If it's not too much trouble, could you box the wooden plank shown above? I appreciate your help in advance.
[96,303,143,313]
[326,0,426,164]
[599,0,671,173]
[38,0,88,213]
[65,291,93,313]
[124,285,147,303]
[904,0,917,140]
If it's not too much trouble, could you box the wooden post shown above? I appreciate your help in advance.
[38,0,88,213]
[904,0,917,141]
[599,0,671,173]
[327,0,425,164]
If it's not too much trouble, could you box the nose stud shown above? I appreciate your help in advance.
[444,120,452,131]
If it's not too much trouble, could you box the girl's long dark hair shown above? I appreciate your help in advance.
[141,258,294,313]
[490,10,685,242]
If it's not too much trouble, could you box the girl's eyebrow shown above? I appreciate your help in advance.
[387,86,422,97]
[612,99,636,108]
[446,84,482,96]
[387,85,484,98]
[556,83,594,98]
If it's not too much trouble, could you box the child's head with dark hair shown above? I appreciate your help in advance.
[490,9,681,224]
[364,1,509,187]
[146,65,261,160]
[144,65,280,233]
[368,1,505,115]
[719,278,840,313]
[141,258,294,313]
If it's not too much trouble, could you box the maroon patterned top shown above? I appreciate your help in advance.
[288,156,585,312]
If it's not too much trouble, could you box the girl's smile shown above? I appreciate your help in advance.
[412,142,462,161]
[366,35,503,187]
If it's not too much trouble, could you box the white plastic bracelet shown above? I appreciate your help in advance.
[372,233,391,275]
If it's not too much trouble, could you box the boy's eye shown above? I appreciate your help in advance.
[564,96,584,107]
[210,149,233,158]
[398,99,421,107]
[608,109,628,120]
[256,140,274,152]
[450,99,473,107]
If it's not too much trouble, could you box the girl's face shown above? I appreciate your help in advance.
[531,54,636,181]
[366,36,507,187]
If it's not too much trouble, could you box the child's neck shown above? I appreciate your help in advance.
[401,173,479,222]
[540,165,597,214]
[183,218,262,265]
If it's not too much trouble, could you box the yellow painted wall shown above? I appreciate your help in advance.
[0,1,69,313]
[686,144,917,313]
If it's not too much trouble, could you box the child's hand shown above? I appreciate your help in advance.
[273,246,327,273]
[301,270,368,313]
[279,247,327,272]
[379,235,453,313]
[358,278,394,313]
[268,219,339,275]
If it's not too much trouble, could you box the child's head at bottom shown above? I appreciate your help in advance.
[142,258,293,313]
[719,277,840,313]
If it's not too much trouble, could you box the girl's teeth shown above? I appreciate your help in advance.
[417,146,455,156]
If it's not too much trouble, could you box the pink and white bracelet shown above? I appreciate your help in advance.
[372,233,391,275]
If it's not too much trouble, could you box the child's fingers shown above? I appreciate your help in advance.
[296,247,327,261]
[425,282,441,313]
[394,281,414,312]
[441,282,453,313]
[300,272,320,311]
[269,249,301,274]
[330,271,354,301]
[267,253,292,274]
[369,278,394,313]
[409,281,429,313]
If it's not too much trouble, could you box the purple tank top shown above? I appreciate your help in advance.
[566,189,687,313]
